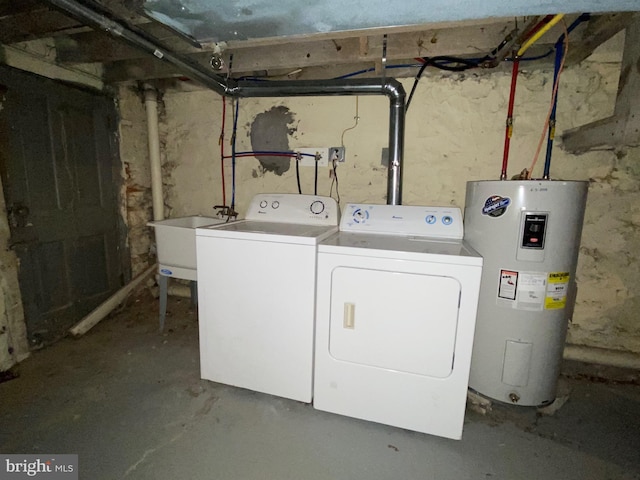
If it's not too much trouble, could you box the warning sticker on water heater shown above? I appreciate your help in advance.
[545,272,570,309]
[498,270,518,300]
[497,269,546,311]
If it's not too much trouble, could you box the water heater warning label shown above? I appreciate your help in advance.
[497,269,546,311]
[545,272,570,309]
[497,269,570,311]
[498,270,518,300]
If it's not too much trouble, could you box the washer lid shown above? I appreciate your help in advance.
[319,232,482,266]
[196,220,338,244]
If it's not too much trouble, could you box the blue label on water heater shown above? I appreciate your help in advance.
[482,195,511,217]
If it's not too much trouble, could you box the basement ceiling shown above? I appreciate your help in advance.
[0,1,638,85]
[142,0,640,43]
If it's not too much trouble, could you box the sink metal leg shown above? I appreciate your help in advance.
[190,281,198,310]
[159,274,168,332]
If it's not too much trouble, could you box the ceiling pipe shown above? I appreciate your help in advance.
[46,0,406,205]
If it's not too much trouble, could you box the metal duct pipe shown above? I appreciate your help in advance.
[46,0,406,205]
[235,79,405,204]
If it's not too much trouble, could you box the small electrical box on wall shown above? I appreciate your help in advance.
[329,147,345,163]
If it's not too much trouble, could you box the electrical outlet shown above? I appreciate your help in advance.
[329,146,346,163]
[295,148,329,167]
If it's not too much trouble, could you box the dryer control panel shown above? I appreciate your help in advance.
[341,204,463,239]
[245,194,339,225]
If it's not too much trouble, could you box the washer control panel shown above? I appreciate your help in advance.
[245,194,339,225]
[341,204,463,239]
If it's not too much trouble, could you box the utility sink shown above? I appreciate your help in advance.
[148,216,224,280]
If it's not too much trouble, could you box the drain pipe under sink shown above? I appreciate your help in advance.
[144,84,164,221]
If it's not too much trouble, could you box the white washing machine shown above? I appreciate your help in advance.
[196,193,339,403]
[313,204,483,439]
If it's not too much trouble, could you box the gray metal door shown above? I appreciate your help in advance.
[0,66,127,347]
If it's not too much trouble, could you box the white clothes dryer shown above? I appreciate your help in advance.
[313,203,482,439]
[196,194,339,403]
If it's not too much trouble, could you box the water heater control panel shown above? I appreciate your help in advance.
[521,213,548,249]
[245,193,339,225]
[340,204,463,239]
[517,211,549,262]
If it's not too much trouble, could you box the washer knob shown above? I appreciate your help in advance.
[272,201,280,209]
[310,200,325,214]
[259,200,268,208]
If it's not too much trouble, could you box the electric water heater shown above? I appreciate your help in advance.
[464,180,588,406]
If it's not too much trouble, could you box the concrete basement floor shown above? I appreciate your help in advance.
[1,292,639,480]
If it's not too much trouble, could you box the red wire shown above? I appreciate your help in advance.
[219,97,227,206]
[499,16,555,179]
[501,58,520,180]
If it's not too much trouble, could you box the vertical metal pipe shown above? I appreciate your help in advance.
[386,92,406,205]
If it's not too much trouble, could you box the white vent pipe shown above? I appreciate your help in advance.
[144,85,164,221]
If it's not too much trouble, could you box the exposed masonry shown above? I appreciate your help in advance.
[153,52,640,354]
[249,106,296,176]
[117,85,154,278]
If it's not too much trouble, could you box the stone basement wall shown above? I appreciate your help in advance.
[116,83,155,277]
[0,177,29,371]
[129,37,639,355]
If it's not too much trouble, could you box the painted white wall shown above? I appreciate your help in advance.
[156,35,640,354]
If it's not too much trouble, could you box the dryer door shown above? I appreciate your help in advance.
[329,267,461,378]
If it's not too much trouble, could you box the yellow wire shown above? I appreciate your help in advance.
[517,14,565,57]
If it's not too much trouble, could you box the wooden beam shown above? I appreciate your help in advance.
[562,115,625,153]
[614,15,640,116]
[565,13,636,65]
[104,55,185,82]
[103,21,559,82]
[61,18,522,64]
[0,0,42,18]
[104,42,554,84]
[55,22,200,63]
[563,18,640,153]
[0,9,83,44]
[0,0,153,45]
